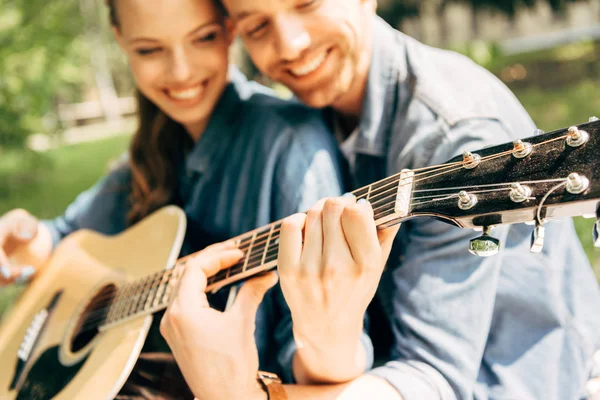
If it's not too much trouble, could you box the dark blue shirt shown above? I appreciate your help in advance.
[41,67,351,376]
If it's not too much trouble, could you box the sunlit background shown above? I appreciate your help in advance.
[1,0,599,317]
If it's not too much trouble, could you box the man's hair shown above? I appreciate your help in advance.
[213,0,228,16]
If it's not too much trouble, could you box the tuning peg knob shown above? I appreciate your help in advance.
[530,225,546,253]
[469,227,500,257]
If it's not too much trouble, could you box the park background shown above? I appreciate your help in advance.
[1,0,600,316]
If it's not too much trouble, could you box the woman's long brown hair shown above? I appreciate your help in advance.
[107,0,193,225]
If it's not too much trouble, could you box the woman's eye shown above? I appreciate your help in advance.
[196,32,218,43]
[136,48,161,56]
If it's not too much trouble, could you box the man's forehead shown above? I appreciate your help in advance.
[224,0,291,18]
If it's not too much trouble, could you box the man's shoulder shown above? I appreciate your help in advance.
[395,31,534,135]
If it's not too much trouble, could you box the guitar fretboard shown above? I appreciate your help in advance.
[100,175,407,330]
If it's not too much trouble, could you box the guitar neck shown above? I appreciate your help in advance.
[100,172,412,330]
[101,119,600,330]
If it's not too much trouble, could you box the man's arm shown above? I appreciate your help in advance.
[281,375,403,400]
[363,118,516,399]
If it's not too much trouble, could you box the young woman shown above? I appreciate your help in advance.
[0,0,353,398]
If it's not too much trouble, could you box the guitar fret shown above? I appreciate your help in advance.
[153,270,170,308]
[261,225,275,266]
[134,275,150,315]
[134,277,150,316]
[366,184,372,202]
[242,232,258,273]
[144,271,161,311]
[162,266,184,306]
[114,283,134,322]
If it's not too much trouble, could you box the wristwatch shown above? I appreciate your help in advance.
[257,371,287,400]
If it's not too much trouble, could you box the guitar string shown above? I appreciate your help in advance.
[77,134,574,330]
[78,135,576,328]
[78,172,577,332]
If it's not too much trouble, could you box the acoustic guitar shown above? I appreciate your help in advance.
[1,119,599,399]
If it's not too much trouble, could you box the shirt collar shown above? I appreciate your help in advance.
[185,66,247,173]
[353,16,407,157]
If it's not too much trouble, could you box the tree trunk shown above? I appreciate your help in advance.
[437,1,449,47]
[471,3,480,40]
[79,0,121,123]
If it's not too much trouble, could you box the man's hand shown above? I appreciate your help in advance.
[160,242,278,400]
[0,209,42,286]
[278,195,399,384]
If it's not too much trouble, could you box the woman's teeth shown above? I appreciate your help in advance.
[168,85,203,100]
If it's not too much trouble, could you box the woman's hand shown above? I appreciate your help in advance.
[0,209,48,286]
[278,195,399,384]
[160,242,277,400]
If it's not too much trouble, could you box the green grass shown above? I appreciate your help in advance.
[512,79,600,133]
[0,135,131,218]
[0,134,131,316]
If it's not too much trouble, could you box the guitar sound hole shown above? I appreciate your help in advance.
[70,284,116,353]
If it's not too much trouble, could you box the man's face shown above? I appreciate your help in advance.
[223,0,375,109]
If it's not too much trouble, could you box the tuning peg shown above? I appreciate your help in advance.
[530,224,546,253]
[534,129,545,136]
[469,226,500,257]
[590,116,599,122]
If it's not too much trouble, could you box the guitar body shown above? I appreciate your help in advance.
[0,206,186,400]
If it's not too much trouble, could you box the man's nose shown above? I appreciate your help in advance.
[273,15,311,62]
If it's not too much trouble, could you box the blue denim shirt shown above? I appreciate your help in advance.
[339,17,600,400]
[41,67,354,377]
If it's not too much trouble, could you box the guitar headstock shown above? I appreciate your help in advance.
[404,118,600,248]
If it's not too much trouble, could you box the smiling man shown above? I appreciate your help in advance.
[166,1,600,399]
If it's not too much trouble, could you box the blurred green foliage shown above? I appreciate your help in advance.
[0,0,87,147]
[0,0,132,149]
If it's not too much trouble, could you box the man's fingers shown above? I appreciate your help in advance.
[200,240,237,256]
[278,213,306,276]
[322,195,355,274]
[300,199,327,276]
[174,249,244,307]
[171,265,210,308]
[186,249,244,279]
[230,272,278,318]
[341,200,382,270]
[378,224,401,261]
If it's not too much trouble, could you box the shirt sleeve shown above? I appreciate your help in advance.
[367,118,515,400]
[268,115,375,383]
[40,162,132,249]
